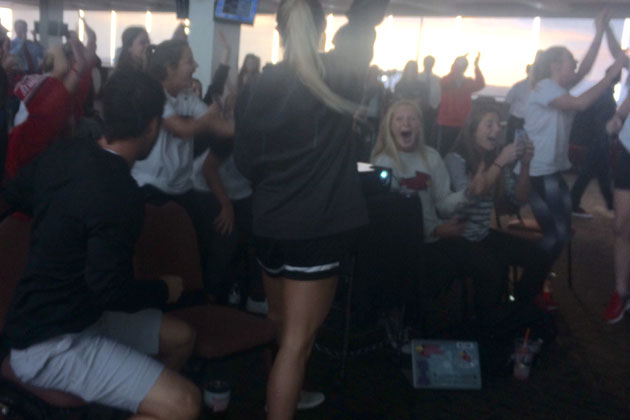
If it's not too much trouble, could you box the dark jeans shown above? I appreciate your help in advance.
[230,196,264,301]
[424,237,505,322]
[424,232,550,322]
[140,186,238,302]
[570,135,613,210]
[529,174,573,261]
[477,229,551,303]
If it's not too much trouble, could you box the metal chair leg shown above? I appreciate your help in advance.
[567,239,573,290]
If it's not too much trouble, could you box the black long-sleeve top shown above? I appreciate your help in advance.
[202,63,230,106]
[233,21,378,240]
[1,135,168,349]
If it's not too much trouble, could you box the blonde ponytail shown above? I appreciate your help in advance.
[277,0,357,114]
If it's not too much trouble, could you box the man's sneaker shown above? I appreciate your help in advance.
[296,391,325,410]
[603,291,630,324]
[572,207,593,219]
[245,297,268,315]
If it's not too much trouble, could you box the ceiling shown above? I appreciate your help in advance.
[6,0,630,18]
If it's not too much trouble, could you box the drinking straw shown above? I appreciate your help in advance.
[520,328,531,353]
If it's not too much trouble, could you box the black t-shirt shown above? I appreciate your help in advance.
[2,135,167,349]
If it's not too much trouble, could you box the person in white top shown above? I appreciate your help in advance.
[602,95,630,323]
[520,10,627,263]
[131,39,234,300]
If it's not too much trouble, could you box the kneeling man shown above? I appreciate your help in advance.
[1,70,200,420]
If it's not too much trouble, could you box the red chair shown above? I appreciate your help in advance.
[0,215,87,415]
[134,202,276,359]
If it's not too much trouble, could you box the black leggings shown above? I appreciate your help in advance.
[140,186,238,302]
[424,233,550,320]
[570,135,613,210]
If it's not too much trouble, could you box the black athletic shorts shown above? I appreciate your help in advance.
[254,231,357,280]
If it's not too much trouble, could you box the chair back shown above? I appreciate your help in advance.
[0,216,30,332]
[351,192,424,323]
[134,202,204,291]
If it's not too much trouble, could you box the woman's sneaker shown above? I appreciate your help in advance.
[603,291,630,324]
[245,297,268,315]
[572,207,593,219]
[297,390,325,410]
[265,390,325,412]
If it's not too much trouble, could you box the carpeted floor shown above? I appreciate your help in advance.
[212,173,630,420]
[87,174,630,420]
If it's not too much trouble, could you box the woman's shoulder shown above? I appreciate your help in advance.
[532,78,566,96]
[443,151,465,166]
[424,146,443,162]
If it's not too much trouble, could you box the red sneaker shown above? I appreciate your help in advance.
[603,292,630,324]
[542,292,559,311]
[534,292,559,312]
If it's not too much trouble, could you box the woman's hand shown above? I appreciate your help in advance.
[520,139,534,166]
[606,114,624,135]
[214,202,235,236]
[433,218,466,239]
[496,142,518,167]
[474,52,481,68]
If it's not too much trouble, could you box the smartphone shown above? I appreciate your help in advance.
[514,128,527,146]
[514,128,527,158]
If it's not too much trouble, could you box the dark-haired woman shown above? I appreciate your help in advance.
[444,103,551,305]
[237,53,260,92]
[234,0,388,418]
[131,40,234,300]
[116,26,150,72]
[519,12,625,265]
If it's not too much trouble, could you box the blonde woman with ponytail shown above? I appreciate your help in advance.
[234,0,388,418]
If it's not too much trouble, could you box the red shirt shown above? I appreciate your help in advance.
[437,67,485,128]
[5,70,92,179]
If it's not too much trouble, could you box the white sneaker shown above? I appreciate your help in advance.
[265,390,325,412]
[297,390,325,410]
[593,206,615,220]
[245,297,268,315]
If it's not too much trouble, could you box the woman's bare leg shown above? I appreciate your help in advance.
[264,275,338,420]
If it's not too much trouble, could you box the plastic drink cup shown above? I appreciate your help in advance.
[513,338,536,380]
[203,380,231,412]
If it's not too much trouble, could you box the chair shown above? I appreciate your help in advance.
[494,197,574,290]
[0,215,87,416]
[134,202,276,360]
